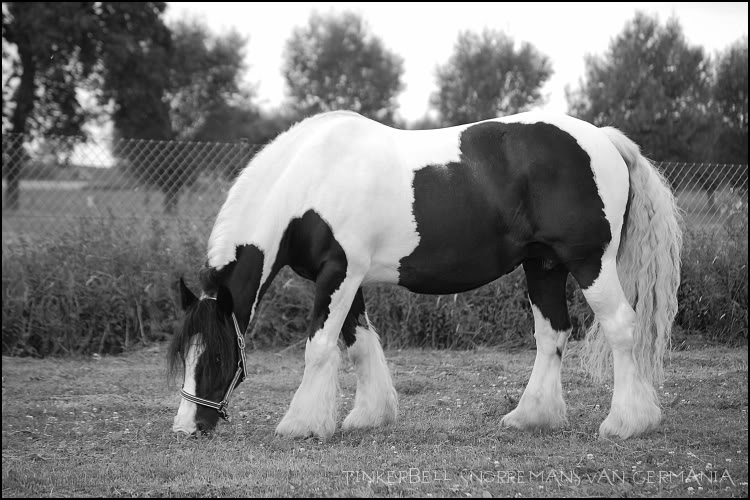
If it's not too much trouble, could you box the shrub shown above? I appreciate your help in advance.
[2,217,203,357]
[2,208,747,357]
[675,202,748,344]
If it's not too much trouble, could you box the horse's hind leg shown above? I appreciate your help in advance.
[568,255,661,439]
[501,259,570,430]
[341,288,398,430]
[275,263,364,440]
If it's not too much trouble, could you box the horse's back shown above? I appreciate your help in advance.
[275,111,629,292]
[210,110,630,294]
[395,112,628,293]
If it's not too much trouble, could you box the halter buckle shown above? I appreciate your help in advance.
[217,402,229,420]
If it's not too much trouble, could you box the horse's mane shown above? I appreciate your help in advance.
[166,294,237,386]
[206,111,364,269]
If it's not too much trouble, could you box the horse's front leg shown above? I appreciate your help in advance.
[341,288,398,430]
[275,263,363,439]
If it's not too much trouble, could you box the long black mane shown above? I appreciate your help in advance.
[167,282,237,386]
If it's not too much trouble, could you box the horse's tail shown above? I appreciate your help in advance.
[584,127,682,385]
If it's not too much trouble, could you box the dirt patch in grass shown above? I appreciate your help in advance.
[2,345,747,497]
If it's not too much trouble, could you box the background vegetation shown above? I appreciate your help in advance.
[2,6,748,356]
[2,205,746,357]
[1,7,747,498]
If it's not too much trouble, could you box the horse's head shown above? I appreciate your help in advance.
[168,278,244,435]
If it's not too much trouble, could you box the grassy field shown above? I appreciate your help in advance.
[2,344,747,497]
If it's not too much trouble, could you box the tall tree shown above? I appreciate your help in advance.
[2,1,107,210]
[566,12,713,162]
[283,11,404,124]
[97,2,172,141]
[712,36,748,164]
[3,3,252,213]
[431,29,552,126]
[165,19,249,141]
[103,15,250,213]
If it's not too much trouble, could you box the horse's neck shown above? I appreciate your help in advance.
[219,242,270,333]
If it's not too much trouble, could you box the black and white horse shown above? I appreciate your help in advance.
[168,111,681,440]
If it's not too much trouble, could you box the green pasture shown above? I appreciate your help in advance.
[2,345,747,497]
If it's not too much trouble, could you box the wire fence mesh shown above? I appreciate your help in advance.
[2,132,748,248]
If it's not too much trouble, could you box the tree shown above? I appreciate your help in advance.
[431,29,552,126]
[566,12,714,163]
[283,11,404,124]
[166,19,249,141]
[103,15,250,213]
[3,3,253,213]
[2,1,106,210]
[712,36,748,165]
[97,2,173,141]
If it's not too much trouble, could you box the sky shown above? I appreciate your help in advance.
[165,2,748,123]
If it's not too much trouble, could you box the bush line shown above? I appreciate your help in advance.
[2,212,747,357]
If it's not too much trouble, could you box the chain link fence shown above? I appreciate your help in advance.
[2,133,748,247]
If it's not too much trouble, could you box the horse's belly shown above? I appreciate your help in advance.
[395,232,524,294]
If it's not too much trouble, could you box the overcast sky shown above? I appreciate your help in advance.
[169,2,747,122]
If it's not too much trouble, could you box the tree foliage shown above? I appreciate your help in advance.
[168,21,249,141]
[712,36,748,164]
[2,2,170,210]
[96,2,172,141]
[431,29,553,126]
[2,2,257,213]
[104,16,249,142]
[566,12,714,162]
[101,13,251,213]
[2,2,102,137]
[283,11,404,124]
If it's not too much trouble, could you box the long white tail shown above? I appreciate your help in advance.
[584,127,683,385]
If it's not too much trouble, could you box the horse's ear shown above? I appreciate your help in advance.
[216,285,234,316]
[179,277,198,311]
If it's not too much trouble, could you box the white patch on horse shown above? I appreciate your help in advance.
[501,304,569,430]
[343,324,398,430]
[204,111,476,292]
[172,340,203,434]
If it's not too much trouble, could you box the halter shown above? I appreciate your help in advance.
[179,299,248,421]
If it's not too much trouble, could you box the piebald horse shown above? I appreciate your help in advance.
[168,111,681,440]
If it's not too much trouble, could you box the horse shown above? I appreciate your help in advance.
[168,110,682,440]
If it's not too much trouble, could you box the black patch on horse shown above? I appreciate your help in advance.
[166,291,238,393]
[523,259,572,333]
[198,245,266,332]
[282,210,356,343]
[398,121,611,293]
[340,289,367,347]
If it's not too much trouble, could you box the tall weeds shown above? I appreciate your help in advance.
[2,217,202,356]
[675,204,748,345]
[2,211,747,356]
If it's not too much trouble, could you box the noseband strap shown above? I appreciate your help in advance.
[180,366,242,420]
[180,302,248,421]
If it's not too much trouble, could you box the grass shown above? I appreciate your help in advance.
[2,344,747,497]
